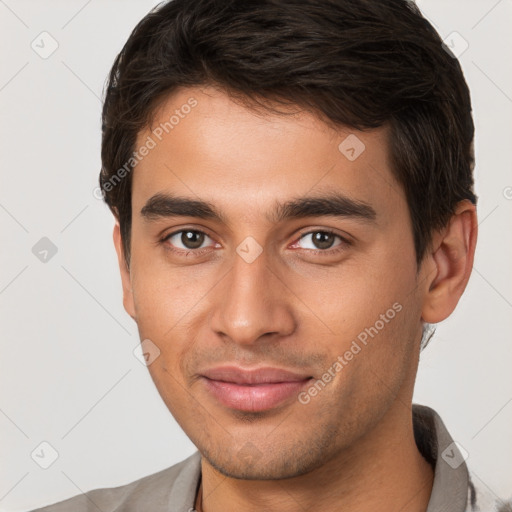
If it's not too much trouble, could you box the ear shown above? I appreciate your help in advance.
[421,200,478,324]
[113,222,136,321]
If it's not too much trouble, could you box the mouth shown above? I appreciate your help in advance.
[199,366,313,412]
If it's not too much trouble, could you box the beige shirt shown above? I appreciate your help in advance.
[30,404,508,511]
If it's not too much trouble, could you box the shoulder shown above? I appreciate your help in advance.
[30,451,201,512]
[412,405,511,512]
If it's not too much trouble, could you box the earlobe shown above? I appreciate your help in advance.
[113,222,136,321]
[421,200,478,324]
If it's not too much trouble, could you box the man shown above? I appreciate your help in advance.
[31,0,507,510]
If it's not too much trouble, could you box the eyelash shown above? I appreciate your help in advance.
[159,228,352,257]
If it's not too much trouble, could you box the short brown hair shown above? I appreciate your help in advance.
[100,0,477,267]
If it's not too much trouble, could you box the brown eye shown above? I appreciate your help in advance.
[180,231,205,249]
[164,230,212,251]
[298,231,342,251]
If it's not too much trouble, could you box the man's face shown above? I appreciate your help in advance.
[119,85,430,479]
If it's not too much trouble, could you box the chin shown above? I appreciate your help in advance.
[200,443,328,481]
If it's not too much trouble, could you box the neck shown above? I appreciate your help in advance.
[197,402,434,512]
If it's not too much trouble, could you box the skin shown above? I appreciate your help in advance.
[113,84,478,512]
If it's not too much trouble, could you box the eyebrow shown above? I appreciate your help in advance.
[140,192,377,225]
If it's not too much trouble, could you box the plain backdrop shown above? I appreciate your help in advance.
[0,0,511,510]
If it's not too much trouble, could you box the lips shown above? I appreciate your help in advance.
[200,366,312,412]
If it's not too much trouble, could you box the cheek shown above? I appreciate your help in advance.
[129,271,192,392]
[327,260,421,405]
[130,264,201,417]
[295,244,419,392]
[130,251,213,334]
[291,259,412,346]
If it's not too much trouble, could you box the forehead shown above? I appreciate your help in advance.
[132,85,404,224]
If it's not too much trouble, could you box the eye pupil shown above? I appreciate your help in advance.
[182,231,204,249]
[313,232,335,250]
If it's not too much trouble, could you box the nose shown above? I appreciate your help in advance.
[209,245,297,346]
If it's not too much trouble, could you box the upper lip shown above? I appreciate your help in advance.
[200,366,311,385]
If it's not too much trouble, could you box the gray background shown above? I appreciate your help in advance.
[0,0,511,510]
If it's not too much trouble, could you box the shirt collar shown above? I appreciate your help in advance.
[414,404,469,512]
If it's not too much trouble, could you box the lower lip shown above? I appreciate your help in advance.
[201,377,311,412]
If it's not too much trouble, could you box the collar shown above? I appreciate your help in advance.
[414,404,469,511]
